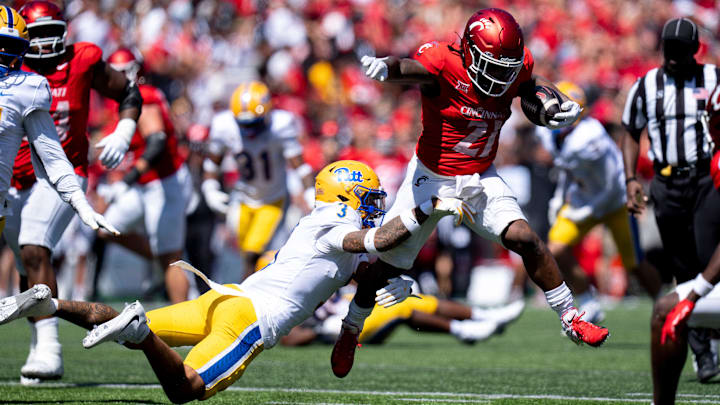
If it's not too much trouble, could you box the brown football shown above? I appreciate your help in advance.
[521,85,562,127]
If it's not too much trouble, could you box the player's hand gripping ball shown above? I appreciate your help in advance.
[521,85,562,127]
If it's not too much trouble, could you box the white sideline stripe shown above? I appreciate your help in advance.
[267,402,369,405]
[398,399,490,403]
[1,382,719,404]
[628,392,720,399]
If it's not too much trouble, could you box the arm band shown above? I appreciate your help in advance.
[625,176,638,185]
[294,163,313,178]
[545,282,575,317]
[692,273,714,297]
[203,158,220,174]
[399,209,421,233]
[119,80,143,114]
[140,131,167,165]
[123,167,141,185]
[363,228,379,255]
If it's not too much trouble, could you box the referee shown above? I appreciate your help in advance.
[622,17,720,383]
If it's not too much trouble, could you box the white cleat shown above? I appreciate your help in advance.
[20,341,63,381]
[82,301,150,349]
[451,319,499,345]
[0,284,55,325]
[580,299,605,324]
[472,299,526,328]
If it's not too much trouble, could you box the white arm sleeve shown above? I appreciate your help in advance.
[23,110,82,203]
[317,225,359,253]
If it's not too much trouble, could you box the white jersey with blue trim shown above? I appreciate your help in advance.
[0,70,52,214]
[208,109,303,206]
[240,201,366,348]
[537,117,626,218]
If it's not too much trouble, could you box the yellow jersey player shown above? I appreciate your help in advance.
[0,160,473,402]
[538,81,661,322]
[0,6,116,239]
[202,81,314,278]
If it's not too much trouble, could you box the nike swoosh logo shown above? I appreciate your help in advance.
[56,63,68,70]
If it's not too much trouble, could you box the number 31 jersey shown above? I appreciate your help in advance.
[208,109,303,206]
[413,41,534,176]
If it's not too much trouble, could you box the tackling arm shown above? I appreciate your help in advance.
[341,197,475,254]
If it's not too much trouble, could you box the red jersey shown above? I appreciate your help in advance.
[106,85,183,184]
[412,41,534,176]
[12,42,102,190]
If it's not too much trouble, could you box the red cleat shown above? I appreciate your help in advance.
[331,326,360,378]
[571,316,609,347]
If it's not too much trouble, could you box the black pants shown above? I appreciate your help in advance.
[650,173,720,283]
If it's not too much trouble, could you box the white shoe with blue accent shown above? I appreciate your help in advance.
[82,301,150,349]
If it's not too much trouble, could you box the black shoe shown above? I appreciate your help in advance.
[697,353,720,383]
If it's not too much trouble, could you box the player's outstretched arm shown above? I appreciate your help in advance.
[661,243,720,344]
[23,110,120,235]
[93,61,143,169]
[360,55,435,85]
[341,197,475,254]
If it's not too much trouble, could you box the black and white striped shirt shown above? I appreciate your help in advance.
[622,64,720,166]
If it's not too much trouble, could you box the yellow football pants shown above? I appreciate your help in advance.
[548,204,639,270]
[146,285,263,399]
[236,199,284,254]
[360,294,439,343]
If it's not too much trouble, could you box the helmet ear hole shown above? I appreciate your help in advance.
[337,195,349,202]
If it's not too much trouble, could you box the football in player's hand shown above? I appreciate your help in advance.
[521,86,562,127]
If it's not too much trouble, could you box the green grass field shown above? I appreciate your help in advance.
[0,299,719,404]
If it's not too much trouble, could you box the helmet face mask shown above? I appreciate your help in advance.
[466,44,523,97]
[25,21,66,59]
[354,185,387,228]
[461,8,525,97]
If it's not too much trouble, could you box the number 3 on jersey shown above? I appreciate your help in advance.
[452,119,501,158]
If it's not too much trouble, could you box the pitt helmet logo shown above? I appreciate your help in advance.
[334,167,363,183]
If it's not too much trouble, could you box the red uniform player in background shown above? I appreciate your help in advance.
[98,48,191,304]
[331,8,607,378]
[4,1,142,384]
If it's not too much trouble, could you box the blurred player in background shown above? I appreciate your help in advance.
[332,8,605,378]
[252,250,525,346]
[97,48,191,304]
[539,81,661,322]
[2,1,140,384]
[0,160,472,402]
[202,81,314,279]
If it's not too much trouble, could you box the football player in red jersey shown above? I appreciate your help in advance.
[331,8,606,378]
[99,48,192,304]
[3,1,142,384]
